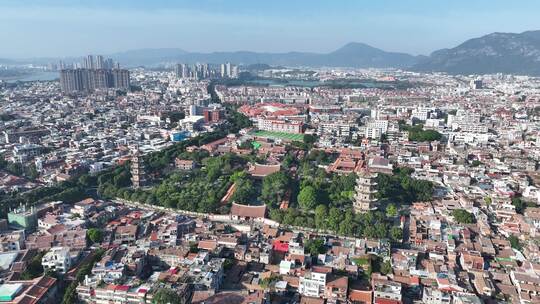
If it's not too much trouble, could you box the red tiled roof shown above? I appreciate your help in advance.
[230,203,266,219]
[326,275,348,288]
[300,296,325,304]
[312,266,332,274]
[115,285,130,291]
[375,299,401,304]
[349,289,372,303]
[247,163,281,177]
[273,240,289,253]
[116,225,137,235]
[198,240,218,251]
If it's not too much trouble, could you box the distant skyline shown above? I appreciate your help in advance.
[2,0,540,58]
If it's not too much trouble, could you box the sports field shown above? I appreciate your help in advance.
[252,130,304,141]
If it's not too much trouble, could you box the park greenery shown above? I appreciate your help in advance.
[87,228,104,244]
[380,260,393,275]
[259,274,282,289]
[259,171,290,208]
[375,167,434,204]
[20,251,46,280]
[147,153,246,213]
[0,176,89,218]
[0,153,40,179]
[267,151,433,239]
[0,106,253,217]
[229,171,256,203]
[508,235,522,251]
[152,288,189,304]
[399,122,442,142]
[470,160,483,167]
[452,209,476,224]
[298,185,318,210]
[386,203,398,218]
[512,197,536,214]
[353,255,390,280]
[62,248,105,304]
[304,238,327,256]
[0,104,435,242]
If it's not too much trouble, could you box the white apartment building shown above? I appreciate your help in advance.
[365,127,382,139]
[454,123,489,133]
[369,120,389,133]
[317,123,352,137]
[412,107,432,121]
[42,247,72,274]
[288,241,305,255]
[299,271,326,298]
[13,144,43,163]
[77,278,150,304]
[454,109,482,124]
[425,118,444,128]
[362,119,389,139]
[448,132,489,145]
[373,279,402,302]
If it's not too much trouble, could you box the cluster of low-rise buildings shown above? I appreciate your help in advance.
[2,67,540,303]
[0,71,228,186]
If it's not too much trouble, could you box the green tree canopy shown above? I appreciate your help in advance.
[304,239,326,256]
[386,203,398,218]
[376,169,434,204]
[380,260,392,275]
[152,288,188,304]
[508,235,522,251]
[511,197,535,215]
[230,172,255,204]
[402,124,442,142]
[390,226,403,242]
[87,228,104,244]
[303,134,318,145]
[298,185,318,209]
[328,207,344,231]
[21,251,46,279]
[452,209,475,224]
[470,160,483,167]
[259,171,290,208]
[314,204,328,229]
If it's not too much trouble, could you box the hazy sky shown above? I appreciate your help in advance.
[1,0,540,58]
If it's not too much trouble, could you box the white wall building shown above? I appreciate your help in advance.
[298,271,326,298]
[42,247,72,274]
[412,107,431,121]
[423,287,451,304]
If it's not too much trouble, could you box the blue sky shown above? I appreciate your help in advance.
[1,0,540,58]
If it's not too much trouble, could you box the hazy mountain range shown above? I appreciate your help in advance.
[106,42,421,69]
[412,30,540,75]
[4,30,540,75]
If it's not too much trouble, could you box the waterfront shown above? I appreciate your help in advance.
[242,78,407,89]
[3,71,59,83]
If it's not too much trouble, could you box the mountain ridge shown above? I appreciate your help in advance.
[4,30,540,75]
[412,30,540,75]
[106,43,420,68]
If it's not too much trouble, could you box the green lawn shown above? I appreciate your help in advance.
[252,130,304,141]
[352,257,370,266]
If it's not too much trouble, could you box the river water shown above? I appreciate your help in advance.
[3,71,59,83]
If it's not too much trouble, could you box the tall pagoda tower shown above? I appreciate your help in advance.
[353,172,378,213]
[130,148,146,189]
